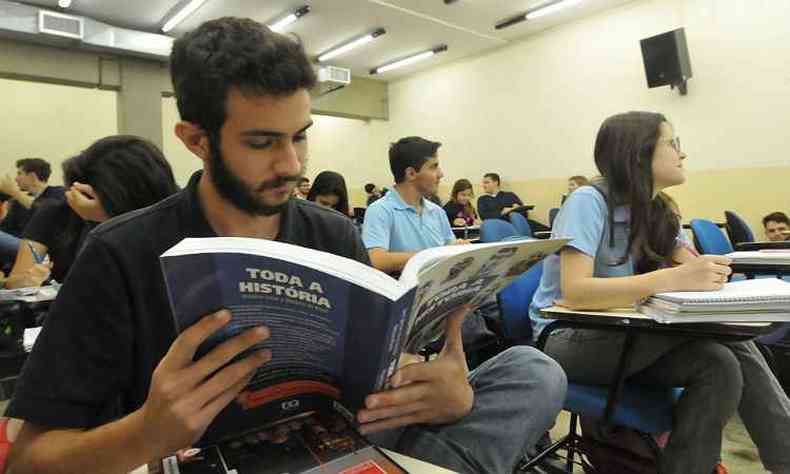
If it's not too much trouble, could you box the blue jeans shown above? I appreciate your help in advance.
[0,230,21,265]
[370,346,567,473]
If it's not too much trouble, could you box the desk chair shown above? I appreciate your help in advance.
[724,211,755,246]
[509,212,534,238]
[480,219,518,243]
[690,218,733,255]
[549,208,560,228]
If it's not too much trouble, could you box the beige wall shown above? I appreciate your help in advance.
[0,77,117,185]
[332,0,790,231]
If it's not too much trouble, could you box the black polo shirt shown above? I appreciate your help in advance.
[477,191,523,220]
[7,171,369,430]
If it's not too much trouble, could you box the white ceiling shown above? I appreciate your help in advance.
[17,0,636,80]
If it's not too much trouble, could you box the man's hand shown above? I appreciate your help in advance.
[500,205,517,216]
[0,174,21,197]
[357,306,474,434]
[136,309,272,458]
[66,182,110,222]
[15,262,52,288]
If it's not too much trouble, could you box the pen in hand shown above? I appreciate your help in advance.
[26,241,46,265]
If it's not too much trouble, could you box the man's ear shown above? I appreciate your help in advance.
[403,167,417,183]
[175,121,211,164]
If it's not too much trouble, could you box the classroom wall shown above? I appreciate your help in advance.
[0,77,118,186]
[347,0,790,232]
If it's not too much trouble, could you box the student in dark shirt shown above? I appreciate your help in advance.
[306,170,351,217]
[7,18,565,474]
[364,183,383,206]
[0,158,65,263]
[443,178,478,227]
[3,135,179,288]
[476,172,523,220]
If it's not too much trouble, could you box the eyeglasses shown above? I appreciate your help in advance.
[665,137,681,153]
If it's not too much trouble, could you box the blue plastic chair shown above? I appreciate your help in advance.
[497,261,543,343]
[509,212,533,237]
[690,218,733,255]
[724,211,755,246]
[549,208,560,228]
[479,219,518,243]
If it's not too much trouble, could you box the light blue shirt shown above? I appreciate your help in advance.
[529,185,690,339]
[362,187,456,252]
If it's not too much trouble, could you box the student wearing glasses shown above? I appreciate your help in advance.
[529,111,790,474]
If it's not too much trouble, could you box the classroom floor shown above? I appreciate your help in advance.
[548,411,769,473]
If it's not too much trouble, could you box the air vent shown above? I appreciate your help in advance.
[318,65,351,85]
[38,10,83,39]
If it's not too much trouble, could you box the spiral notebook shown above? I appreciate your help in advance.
[637,279,790,323]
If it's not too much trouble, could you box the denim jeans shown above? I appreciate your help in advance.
[369,346,568,473]
[0,230,21,265]
[544,329,790,474]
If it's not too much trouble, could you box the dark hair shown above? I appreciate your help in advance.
[483,173,501,185]
[593,111,679,274]
[569,175,589,187]
[16,158,51,182]
[170,17,317,138]
[763,212,790,227]
[58,135,179,253]
[364,183,376,194]
[389,137,441,184]
[298,177,310,185]
[450,179,477,218]
[307,170,350,216]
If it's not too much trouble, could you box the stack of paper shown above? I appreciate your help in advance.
[638,279,790,323]
[727,251,790,265]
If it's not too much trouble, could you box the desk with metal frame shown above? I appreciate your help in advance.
[523,306,776,471]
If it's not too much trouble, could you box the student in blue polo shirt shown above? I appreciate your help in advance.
[529,111,790,474]
[362,136,462,274]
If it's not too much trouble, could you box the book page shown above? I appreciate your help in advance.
[400,239,568,353]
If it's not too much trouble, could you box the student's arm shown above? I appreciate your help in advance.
[559,248,733,310]
[511,192,523,206]
[357,306,473,434]
[4,239,50,289]
[368,248,416,274]
[8,311,271,474]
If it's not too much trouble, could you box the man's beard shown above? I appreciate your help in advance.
[208,136,302,216]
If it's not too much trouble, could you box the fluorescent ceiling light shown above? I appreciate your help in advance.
[58,0,72,8]
[269,6,310,33]
[371,45,448,75]
[495,0,582,29]
[526,0,582,19]
[162,0,208,33]
[318,28,386,62]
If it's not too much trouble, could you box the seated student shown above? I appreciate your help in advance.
[3,136,179,289]
[294,176,310,199]
[306,170,351,217]
[530,111,790,474]
[364,183,383,206]
[763,211,790,242]
[444,178,479,227]
[561,175,590,204]
[362,137,461,274]
[6,18,566,474]
[0,158,65,263]
[477,172,523,220]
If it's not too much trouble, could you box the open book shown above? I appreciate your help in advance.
[160,236,566,454]
[637,278,790,323]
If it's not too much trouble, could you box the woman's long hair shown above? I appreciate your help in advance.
[307,170,350,216]
[593,112,681,273]
[450,179,477,219]
[58,135,179,252]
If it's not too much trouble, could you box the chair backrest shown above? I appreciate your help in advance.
[479,219,518,243]
[508,212,533,237]
[548,208,560,228]
[497,261,543,343]
[690,219,733,255]
[724,211,755,245]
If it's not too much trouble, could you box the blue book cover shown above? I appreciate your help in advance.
[160,236,568,444]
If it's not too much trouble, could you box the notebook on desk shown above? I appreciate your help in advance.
[727,250,790,265]
[638,279,790,323]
